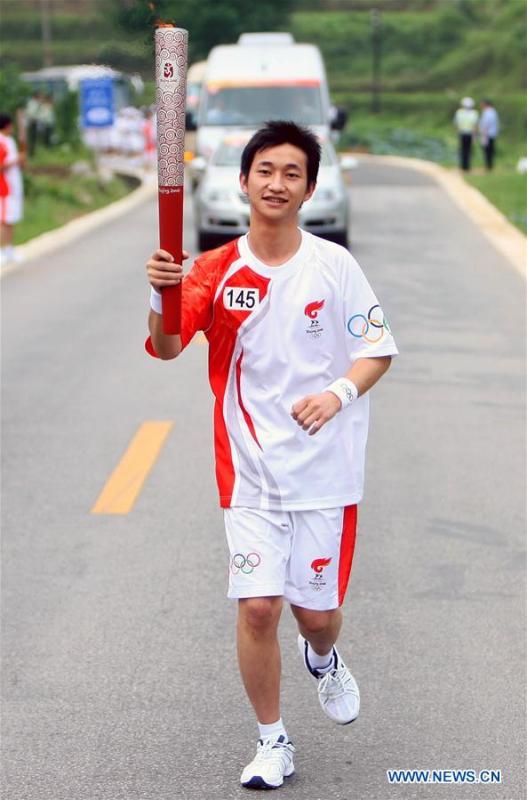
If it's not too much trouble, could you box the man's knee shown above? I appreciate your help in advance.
[238,596,282,632]
[292,606,338,636]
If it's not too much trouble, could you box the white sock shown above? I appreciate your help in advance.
[307,643,334,674]
[258,718,288,742]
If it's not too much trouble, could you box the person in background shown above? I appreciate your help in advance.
[25,91,43,156]
[478,99,500,171]
[0,114,25,266]
[143,107,156,170]
[40,95,56,148]
[453,97,478,172]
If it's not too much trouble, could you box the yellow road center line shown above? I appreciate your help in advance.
[91,421,173,515]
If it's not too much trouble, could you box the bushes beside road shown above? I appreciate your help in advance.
[16,146,134,245]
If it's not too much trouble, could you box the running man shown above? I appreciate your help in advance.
[145,121,398,789]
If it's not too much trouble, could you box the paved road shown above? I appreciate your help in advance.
[2,162,525,800]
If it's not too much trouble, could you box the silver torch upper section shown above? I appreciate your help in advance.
[154,27,188,187]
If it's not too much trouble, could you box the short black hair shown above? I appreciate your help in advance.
[240,121,321,187]
[0,114,13,131]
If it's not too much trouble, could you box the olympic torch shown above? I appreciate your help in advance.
[155,24,188,334]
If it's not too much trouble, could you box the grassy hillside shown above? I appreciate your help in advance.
[2,0,525,94]
[290,0,526,165]
[291,0,526,95]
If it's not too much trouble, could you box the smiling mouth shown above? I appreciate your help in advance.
[263,196,287,204]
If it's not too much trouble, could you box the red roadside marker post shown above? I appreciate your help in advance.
[154,24,188,335]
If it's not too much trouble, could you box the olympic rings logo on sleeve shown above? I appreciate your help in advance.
[347,304,391,344]
[230,552,262,575]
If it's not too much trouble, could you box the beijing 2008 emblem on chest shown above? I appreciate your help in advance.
[304,299,325,339]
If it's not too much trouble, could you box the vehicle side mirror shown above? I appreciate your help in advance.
[188,155,206,191]
[331,107,348,131]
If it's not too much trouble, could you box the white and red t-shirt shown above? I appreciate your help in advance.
[147,230,398,510]
[0,133,23,225]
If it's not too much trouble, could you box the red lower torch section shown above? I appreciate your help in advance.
[158,186,184,334]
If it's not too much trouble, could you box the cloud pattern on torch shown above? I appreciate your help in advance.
[155,27,188,187]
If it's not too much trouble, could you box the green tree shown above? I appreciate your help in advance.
[109,0,298,61]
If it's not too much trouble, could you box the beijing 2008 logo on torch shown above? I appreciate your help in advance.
[160,59,181,91]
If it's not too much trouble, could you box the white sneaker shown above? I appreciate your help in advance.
[298,634,360,725]
[240,735,295,789]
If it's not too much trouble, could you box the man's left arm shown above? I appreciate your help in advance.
[291,355,392,436]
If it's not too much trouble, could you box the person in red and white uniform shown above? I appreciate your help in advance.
[145,122,398,790]
[0,114,25,266]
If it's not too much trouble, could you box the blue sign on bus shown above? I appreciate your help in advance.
[80,78,114,128]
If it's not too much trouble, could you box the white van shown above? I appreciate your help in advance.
[185,60,207,130]
[196,33,344,159]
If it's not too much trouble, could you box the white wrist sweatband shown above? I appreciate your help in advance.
[150,286,162,314]
[325,378,359,409]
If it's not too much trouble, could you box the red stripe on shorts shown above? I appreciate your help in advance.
[338,504,358,606]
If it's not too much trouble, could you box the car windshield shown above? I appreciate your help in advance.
[201,86,324,127]
[212,140,335,168]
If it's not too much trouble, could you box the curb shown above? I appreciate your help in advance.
[352,153,526,280]
[1,167,157,278]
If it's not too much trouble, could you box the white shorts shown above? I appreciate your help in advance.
[224,505,358,611]
[0,194,23,225]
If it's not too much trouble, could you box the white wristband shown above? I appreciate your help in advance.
[325,378,359,409]
[150,286,162,314]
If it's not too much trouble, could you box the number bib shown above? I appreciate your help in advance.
[223,287,260,311]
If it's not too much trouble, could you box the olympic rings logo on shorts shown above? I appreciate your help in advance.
[230,552,262,575]
[347,304,391,344]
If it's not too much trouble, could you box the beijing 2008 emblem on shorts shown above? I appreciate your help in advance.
[231,552,262,575]
[309,557,332,591]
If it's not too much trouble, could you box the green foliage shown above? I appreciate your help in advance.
[335,91,526,169]
[16,168,132,244]
[466,171,527,234]
[96,41,150,74]
[110,0,299,61]
[341,119,456,164]
[0,65,31,116]
[291,0,526,94]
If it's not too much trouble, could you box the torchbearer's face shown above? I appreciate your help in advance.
[240,143,315,223]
